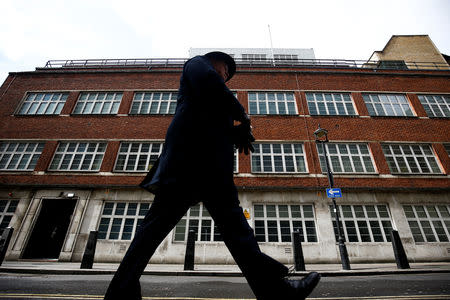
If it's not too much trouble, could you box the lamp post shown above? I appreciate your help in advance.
[313,125,351,270]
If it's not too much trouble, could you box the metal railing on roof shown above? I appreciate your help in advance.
[42,58,450,71]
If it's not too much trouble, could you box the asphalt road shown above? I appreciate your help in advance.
[0,272,449,299]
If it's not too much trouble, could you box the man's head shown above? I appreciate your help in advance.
[204,51,236,82]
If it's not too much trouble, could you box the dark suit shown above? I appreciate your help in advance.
[104,55,289,300]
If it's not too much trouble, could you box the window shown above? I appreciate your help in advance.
[173,203,222,242]
[306,92,356,116]
[382,144,441,174]
[242,54,266,61]
[330,205,393,242]
[445,144,450,157]
[418,95,450,118]
[0,200,19,235]
[274,54,298,62]
[234,148,238,173]
[317,143,376,174]
[17,92,68,115]
[377,60,407,70]
[251,143,307,173]
[0,142,45,171]
[115,142,162,172]
[73,92,122,114]
[403,205,450,243]
[130,92,177,115]
[49,142,107,171]
[363,94,414,117]
[254,204,317,243]
[248,92,297,115]
[98,202,151,240]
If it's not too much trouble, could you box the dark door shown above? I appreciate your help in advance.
[23,199,77,259]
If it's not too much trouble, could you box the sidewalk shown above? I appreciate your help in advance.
[1,261,450,277]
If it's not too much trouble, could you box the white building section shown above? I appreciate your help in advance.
[189,48,316,62]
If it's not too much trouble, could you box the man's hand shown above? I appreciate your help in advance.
[233,115,255,155]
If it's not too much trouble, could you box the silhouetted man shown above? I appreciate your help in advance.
[104,51,320,300]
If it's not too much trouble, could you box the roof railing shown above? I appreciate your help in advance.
[42,58,450,71]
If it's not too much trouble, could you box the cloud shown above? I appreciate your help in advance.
[0,0,448,83]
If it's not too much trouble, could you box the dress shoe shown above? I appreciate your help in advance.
[285,272,321,299]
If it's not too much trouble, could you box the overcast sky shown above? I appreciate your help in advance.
[1,0,449,83]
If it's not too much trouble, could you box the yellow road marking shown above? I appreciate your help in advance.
[0,294,449,300]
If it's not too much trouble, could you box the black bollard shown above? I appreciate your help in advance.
[184,230,196,271]
[292,230,306,271]
[81,231,98,269]
[0,227,14,266]
[390,230,410,269]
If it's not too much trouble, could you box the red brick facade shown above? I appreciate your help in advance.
[0,64,449,191]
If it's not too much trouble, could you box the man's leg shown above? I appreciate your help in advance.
[104,189,192,300]
[203,190,320,300]
[203,193,289,299]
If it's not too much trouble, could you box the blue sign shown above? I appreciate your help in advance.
[326,188,342,198]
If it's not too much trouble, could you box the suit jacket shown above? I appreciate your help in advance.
[140,55,246,193]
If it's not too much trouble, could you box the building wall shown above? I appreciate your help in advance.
[369,35,449,70]
[1,63,449,264]
[3,187,449,263]
[189,48,316,60]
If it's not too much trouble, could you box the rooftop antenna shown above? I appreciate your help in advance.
[268,24,275,66]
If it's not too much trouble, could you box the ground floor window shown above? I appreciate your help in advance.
[97,202,151,240]
[254,204,317,243]
[330,204,393,242]
[403,205,450,242]
[173,203,222,242]
[0,199,19,235]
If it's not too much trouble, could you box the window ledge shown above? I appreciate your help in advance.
[367,115,418,119]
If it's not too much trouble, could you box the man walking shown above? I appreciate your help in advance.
[104,51,320,300]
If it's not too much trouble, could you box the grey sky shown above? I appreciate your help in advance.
[1,0,449,83]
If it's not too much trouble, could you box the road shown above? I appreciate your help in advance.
[0,272,449,299]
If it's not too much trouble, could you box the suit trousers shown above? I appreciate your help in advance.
[104,185,289,300]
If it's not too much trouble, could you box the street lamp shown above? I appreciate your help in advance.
[314,125,351,270]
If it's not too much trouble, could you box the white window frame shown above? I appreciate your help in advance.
[173,203,222,242]
[330,204,393,243]
[49,142,107,172]
[248,92,297,115]
[382,144,442,174]
[242,54,267,61]
[114,142,163,172]
[317,143,377,174]
[0,199,19,234]
[363,94,414,117]
[251,143,308,173]
[306,92,357,116]
[0,142,45,171]
[403,205,450,243]
[73,92,122,115]
[274,54,298,62]
[17,92,68,115]
[130,92,177,115]
[97,202,151,240]
[254,204,317,243]
[233,148,239,173]
[418,94,450,118]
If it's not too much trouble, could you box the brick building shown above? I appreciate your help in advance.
[1,35,449,264]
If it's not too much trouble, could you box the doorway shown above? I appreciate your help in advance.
[23,198,77,259]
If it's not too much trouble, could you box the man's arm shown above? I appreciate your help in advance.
[183,56,247,122]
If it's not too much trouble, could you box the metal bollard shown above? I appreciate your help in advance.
[184,230,196,271]
[390,230,410,269]
[81,231,98,269]
[0,227,14,266]
[292,230,306,271]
